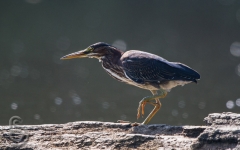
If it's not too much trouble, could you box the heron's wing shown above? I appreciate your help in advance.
[122,58,175,84]
[121,50,200,84]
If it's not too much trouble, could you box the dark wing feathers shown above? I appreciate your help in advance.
[121,50,200,84]
[168,62,200,82]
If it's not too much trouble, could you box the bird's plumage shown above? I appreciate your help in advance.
[121,50,200,85]
[90,42,111,49]
[61,42,201,124]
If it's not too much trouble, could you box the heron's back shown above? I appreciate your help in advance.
[121,50,200,85]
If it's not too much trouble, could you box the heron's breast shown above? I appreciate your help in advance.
[103,65,160,90]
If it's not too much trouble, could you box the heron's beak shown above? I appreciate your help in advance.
[60,49,89,60]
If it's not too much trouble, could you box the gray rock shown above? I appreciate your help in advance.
[1,112,240,149]
[203,112,240,126]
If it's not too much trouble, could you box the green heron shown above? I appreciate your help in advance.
[61,42,200,124]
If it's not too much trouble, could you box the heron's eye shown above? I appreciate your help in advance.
[87,47,94,51]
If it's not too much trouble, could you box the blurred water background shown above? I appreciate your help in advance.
[1,0,240,125]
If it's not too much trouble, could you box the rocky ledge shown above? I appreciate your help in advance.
[0,112,240,150]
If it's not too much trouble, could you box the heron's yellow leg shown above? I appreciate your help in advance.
[137,100,156,119]
[137,89,167,124]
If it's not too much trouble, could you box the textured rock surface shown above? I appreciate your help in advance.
[0,112,240,149]
[203,112,240,126]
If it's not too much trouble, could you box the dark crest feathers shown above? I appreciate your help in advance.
[90,42,110,49]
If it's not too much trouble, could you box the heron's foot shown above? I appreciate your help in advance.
[137,101,146,119]
[137,90,168,124]
[137,98,156,120]
[117,120,141,126]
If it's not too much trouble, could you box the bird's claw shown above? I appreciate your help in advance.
[137,101,146,119]
[141,102,146,117]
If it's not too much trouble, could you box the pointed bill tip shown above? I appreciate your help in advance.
[60,50,87,60]
[60,56,68,60]
[60,55,74,60]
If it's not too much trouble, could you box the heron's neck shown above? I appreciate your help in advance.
[100,48,123,68]
[100,49,127,82]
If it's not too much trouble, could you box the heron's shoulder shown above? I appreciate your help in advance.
[121,50,167,62]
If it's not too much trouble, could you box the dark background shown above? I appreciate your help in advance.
[1,0,240,125]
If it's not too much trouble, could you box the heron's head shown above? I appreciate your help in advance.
[61,42,115,60]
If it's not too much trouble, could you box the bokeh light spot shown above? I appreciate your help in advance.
[236,64,240,76]
[178,100,185,108]
[171,109,178,116]
[11,103,18,110]
[236,98,240,107]
[112,40,127,51]
[230,42,240,57]
[226,100,234,109]
[34,114,40,120]
[55,97,63,105]
[71,93,82,105]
